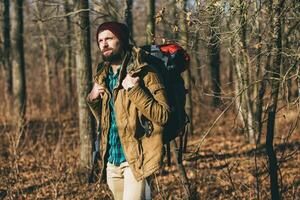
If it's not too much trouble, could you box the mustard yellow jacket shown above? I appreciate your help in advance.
[87,47,170,181]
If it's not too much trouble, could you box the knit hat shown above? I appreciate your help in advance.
[96,21,129,50]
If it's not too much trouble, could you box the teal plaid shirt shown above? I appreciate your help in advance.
[106,66,126,165]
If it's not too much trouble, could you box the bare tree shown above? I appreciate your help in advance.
[176,0,192,197]
[146,0,155,44]
[74,0,95,173]
[233,0,256,144]
[3,0,13,98]
[265,0,285,199]
[12,0,26,125]
[298,65,300,101]
[178,0,193,141]
[194,30,202,88]
[255,0,276,145]
[208,5,221,106]
[64,0,74,106]
[33,1,52,110]
[125,0,133,38]
[281,1,300,101]
[171,0,179,41]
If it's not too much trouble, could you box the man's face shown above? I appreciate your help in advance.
[97,30,123,62]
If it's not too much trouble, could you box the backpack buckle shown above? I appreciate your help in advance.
[138,113,154,138]
[144,120,153,137]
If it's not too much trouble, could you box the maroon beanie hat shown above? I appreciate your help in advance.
[96,21,129,50]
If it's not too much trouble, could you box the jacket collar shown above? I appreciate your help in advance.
[93,46,148,85]
[126,46,148,74]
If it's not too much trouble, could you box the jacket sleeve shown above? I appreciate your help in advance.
[127,66,170,125]
[86,94,101,122]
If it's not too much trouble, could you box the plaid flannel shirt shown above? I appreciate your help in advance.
[106,66,126,165]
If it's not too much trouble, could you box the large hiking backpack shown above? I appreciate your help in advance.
[140,44,190,145]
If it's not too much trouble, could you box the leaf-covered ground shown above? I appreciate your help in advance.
[0,106,299,199]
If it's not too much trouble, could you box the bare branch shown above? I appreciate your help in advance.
[34,8,90,22]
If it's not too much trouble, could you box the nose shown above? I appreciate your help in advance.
[103,39,109,46]
[100,40,108,50]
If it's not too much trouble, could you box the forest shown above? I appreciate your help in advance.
[0,0,299,199]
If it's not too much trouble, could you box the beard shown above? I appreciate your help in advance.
[101,48,123,63]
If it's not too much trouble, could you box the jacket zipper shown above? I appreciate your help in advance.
[101,88,111,169]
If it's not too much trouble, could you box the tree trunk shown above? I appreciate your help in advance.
[170,140,190,198]
[234,0,256,144]
[265,1,284,199]
[254,0,262,110]
[74,0,95,174]
[166,1,192,197]
[125,0,133,39]
[227,20,234,88]
[171,0,179,41]
[298,64,300,101]
[146,0,155,44]
[178,0,193,141]
[64,0,73,107]
[256,0,274,144]
[3,0,13,97]
[34,2,52,110]
[12,0,26,126]
[282,14,299,101]
[208,8,221,107]
[297,65,300,102]
[195,30,202,88]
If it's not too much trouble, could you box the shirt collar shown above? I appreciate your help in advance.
[108,65,121,78]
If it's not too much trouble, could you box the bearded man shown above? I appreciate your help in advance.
[87,21,170,200]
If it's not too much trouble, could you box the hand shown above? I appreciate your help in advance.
[122,74,139,91]
[89,83,105,100]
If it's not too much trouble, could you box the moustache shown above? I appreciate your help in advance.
[102,48,113,53]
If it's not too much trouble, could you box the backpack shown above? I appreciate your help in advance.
[88,44,189,183]
[140,44,190,145]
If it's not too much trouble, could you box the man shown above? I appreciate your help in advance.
[87,21,170,200]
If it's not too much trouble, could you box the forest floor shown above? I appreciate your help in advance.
[0,104,299,200]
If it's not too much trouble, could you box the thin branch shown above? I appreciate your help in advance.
[33,8,90,22]
[194,80,262,153]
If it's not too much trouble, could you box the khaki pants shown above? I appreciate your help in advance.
[106,162,151,200]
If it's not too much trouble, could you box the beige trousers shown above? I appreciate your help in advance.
[106,162,151,200]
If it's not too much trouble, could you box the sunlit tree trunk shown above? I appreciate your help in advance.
[64,0,73,106]
[253,4,263,196]
[234,0,256,144]
[265,1,285,199]
[12,0,26,126]
[178,0,193,139]
[178,0,192,192]
[74,0,95,173]
[146,0,155,44]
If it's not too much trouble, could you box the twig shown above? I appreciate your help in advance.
[34,9,90,22]
[194,80,262,153]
